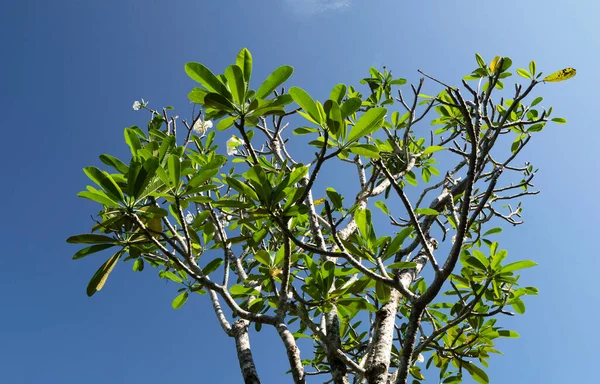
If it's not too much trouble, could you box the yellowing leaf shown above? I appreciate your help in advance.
[489,56,501,73]
[313,198,327,206]
[543,68,576,82]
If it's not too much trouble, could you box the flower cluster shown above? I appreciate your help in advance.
[192,119,213,135]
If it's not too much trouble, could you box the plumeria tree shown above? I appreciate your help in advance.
[68,49,574,384]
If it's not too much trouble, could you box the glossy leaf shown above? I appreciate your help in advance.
[347,107,386,143]
[414,208,439,216]
[236,48,252,83]
[330,84,347,104]
[349,143,380,158]
[185,62,230,98]
[255,66,294,99]
[422,146,445,155]
[289,87,321,123]
[501,260,537,273]
[172,291,189,309]
[83,167,124,202]
[224,65,246,105]
[464,362,489,384]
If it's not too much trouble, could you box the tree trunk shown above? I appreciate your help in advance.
[325,308,350,384]
[232,319,261,384]
[365,289,402,384]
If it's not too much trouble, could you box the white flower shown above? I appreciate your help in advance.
[132,99,147,111]
[416,354,425,364]
[226,135,243,156]
[192,119,213,135]
[185,212,194,225]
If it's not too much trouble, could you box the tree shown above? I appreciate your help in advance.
[67,49,575,384]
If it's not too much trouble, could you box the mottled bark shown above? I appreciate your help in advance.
[325,308,350,384]
[394,307,424,384]
[366,250,429,384]
[365,289,402,384]
[232,319,261,384]
[276,322,306,384]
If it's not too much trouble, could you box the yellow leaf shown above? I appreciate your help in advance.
[543,68,576,82]
[313,198,327,206]
[489,56,501,73]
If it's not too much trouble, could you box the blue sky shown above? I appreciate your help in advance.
[1,0,598,383]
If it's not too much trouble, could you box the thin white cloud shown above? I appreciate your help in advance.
[284,0,351,16]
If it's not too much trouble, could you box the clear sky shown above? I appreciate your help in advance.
[1,0,598,383]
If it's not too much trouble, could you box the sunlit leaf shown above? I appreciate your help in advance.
[543,68,576,82]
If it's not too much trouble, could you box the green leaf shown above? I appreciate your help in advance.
[188,88,208,104]
[132,258,144,272]
[326,187,344,209]
[172,291,189,309]
[491,249,508,270]
[188,167,219,188]
[324,99,343,136]
[375,280,391,303]
[67,234,117,244]
[516,68,531,79]
[288,165,309,186]
[354,208,371,238]
[414,208,439,216]
[184,62,230,98]
[422,146,445,155]
[129,157,159,199]
[472,249,490,268]
[289,87,320,123]
[159,270,183,284]
[384,227,412,258]
[552,117,567,124]
[72,244,115,259]
[204,93,236,112]
[463,256,487,271]
[167,154,181,189]
[387,261,418,269]
[77,190,120,207]
[124,128,142,155]
[86,251,122,297]
[464,361,489,384]
[255,250,272,266]
[347,107,387,143]
[255,65,294,99]
[236,48,252,83]
[483,227,502,236]
[374,201,389,215]
[203,258,223,275]
[217,116,237,131]
[497,329,520,338]
[501,260,537,273]
[99,154,128,174]
[349,143,380,159]
[83,167,124,202]
[475,53,487,70]
[511,298,526,314]
[531,96,543,107]
[340,97,362,119]
[330,84,347,104]
[224,65,246,105]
